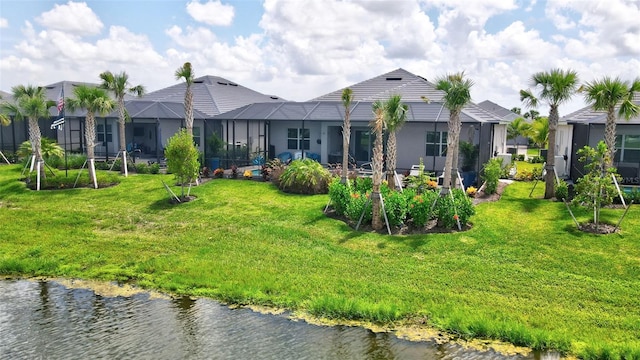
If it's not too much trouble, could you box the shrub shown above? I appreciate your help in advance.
[136,162,150,174]
[165,129,200,198]
[213,168,225,178]
[408,191,436,228]
[383,190,409,227]
[482,158,503,195]
[66,153,88,169]
[279,158,332,195]
[353,176,373,194]
[200,166,211,178]
[345,192,371,223]
[149,163,160,174]
[434,189,475,229]
[328,178,351,216]
[528,155,545,164]
[264,159,286,185]
[26,170,121,190]
[555,181,568,201]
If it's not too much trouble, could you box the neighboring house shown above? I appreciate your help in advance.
[564,93,640,185]
[213,68,510,179]
[1,76,283,165]
[141,75,284,161]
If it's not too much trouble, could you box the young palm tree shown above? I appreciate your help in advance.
[582,76,640,168]
[341,88,353,184]
[175,62,195,137]
[520,68,579,199]
[1,85,53,185]
[507,117,532,152]
[66,85,116,189]
[384,94,408,190]
[371,100,385,231]
[530,117,549,149]
[434,72,474,191]
[99,71,145,176]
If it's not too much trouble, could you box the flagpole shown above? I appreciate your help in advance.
[63,85,68,177]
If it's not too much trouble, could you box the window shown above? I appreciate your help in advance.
[426,131,447,156]
[287,128,310,150]
[193,127,201,147]
[97,124,112,144]
[615,134,640,162]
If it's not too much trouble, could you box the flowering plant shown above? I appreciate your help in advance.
[213,168,225,178]
[466,186,477,197]
[426,180,438,190]
[243,169,253,179]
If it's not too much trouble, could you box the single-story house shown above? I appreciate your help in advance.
[212,68,513,181]
[565,92,640,185]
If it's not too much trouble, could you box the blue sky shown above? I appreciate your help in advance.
[1,0,639,114]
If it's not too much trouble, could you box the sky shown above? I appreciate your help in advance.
[1,0,639,115]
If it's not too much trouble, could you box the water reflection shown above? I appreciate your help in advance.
[0,280,545,359]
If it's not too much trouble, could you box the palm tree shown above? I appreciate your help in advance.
[581,76,640,168]
[371,100,385,231]
[175,62,195,137]
[520,68,579,199]
[507,117,532,152]
[341,88,353,184]
[384,94,408,190]
[530,116,549,149]
[434,72,474,191]
[99,71,145,177]
[66,85,116,188]
[1,85,53,185]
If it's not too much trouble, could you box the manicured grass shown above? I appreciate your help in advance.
[0,165,639,359]
[527,147,542,156]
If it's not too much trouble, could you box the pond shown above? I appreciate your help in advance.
[0,279,556,359]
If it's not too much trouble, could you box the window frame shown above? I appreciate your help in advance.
[425,130,448,157]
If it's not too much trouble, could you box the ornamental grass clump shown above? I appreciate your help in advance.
[278,158,331,194]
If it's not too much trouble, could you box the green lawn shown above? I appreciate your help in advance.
[0,165,638,359]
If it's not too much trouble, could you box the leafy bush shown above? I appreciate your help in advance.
[26,170,121,190]
[66,153,88,169]
[149,163,160,174]
[279,158,332,195]
[136,162,150,174]
[263,158,286,184]
[352,176,373,194]
[482,158,503,194]
[408,191,436,228]
[528,155,545,164]
[434,189,475,229]
[345,192,371,223]
[328,178,351,216]
[165,129,200,198]
[555,181,568,201]
[383,190,409,227]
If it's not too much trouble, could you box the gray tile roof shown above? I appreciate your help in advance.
[477,100,520,121]
[126,100,208,120]
[563,92,640,125]
[142,75,284,117]
[311,68,445,102]
[214,101,503,124]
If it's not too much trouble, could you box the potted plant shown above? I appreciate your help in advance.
[207,133,224,170]
[459,141,479,187]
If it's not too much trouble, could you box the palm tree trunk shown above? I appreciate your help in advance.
[386,131,397,190]
[185,87,194,137]
[451,114,461,188]
[371,108,385,231]
[341,117,350,183]
[118,97,128,176]
[545,106,558,199]
[604,107,617,168]
[28,117,45,181]
[85,113,98,189]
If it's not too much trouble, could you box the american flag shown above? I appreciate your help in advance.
[56,87,64,115]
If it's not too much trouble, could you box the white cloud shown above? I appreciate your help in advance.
[35,1,103,36]
[0,18,8,28]
[165,25,218,50]
[186,0,234,26]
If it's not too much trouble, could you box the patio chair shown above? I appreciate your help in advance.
[277,152,292,164]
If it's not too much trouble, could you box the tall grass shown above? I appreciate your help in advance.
[0,164,639,358]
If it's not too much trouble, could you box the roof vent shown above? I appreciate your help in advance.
[228,83,238,86]
[45,86,55,89]
[194,80,204,84]
[217,81,228,85]
[270,96,279,100]
[386,77,402,81]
